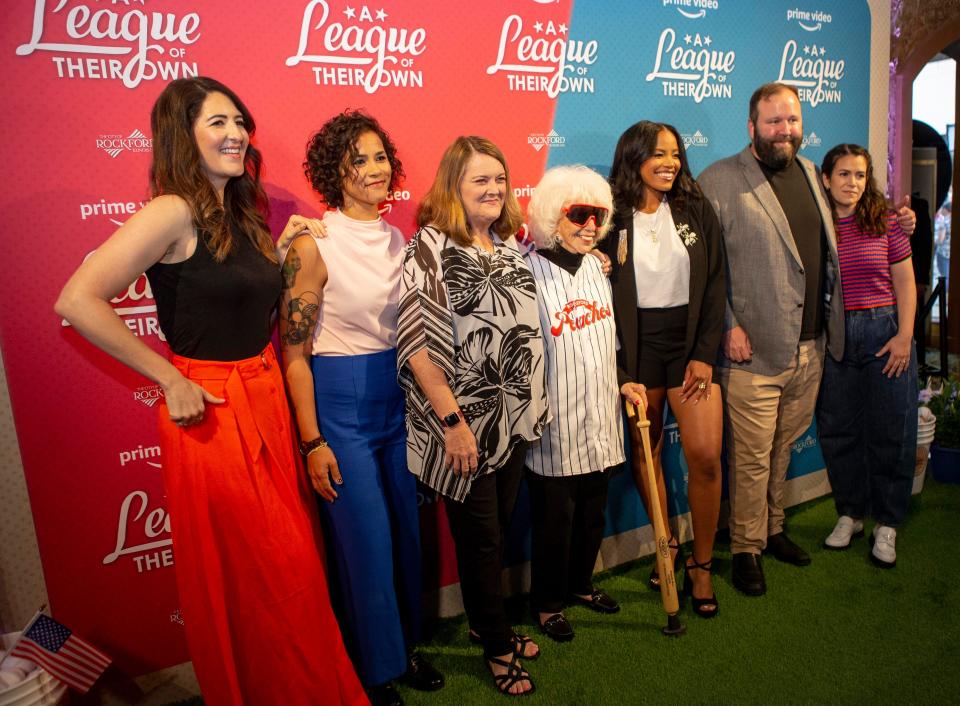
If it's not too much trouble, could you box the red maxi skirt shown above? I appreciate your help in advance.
[157,345,367,706]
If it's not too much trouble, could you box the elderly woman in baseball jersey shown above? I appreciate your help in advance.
[523,165,647,642]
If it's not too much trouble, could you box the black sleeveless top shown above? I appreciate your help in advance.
[146,233,281,361]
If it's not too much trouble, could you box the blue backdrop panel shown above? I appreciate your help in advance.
[527,0,866,550]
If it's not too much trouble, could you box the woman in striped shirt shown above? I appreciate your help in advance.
[817,144,917,568]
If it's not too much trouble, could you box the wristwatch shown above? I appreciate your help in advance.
[438,409,464,429]
[299,434,328,456]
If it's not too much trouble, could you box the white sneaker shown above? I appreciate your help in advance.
[871,525,897,567]
[823,516,864,550]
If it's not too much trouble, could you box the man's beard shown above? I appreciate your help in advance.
[754,133,801,170]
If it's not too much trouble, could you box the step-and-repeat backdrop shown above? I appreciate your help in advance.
[0,0,867,674]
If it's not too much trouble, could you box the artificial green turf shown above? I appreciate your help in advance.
[399,478,960,705]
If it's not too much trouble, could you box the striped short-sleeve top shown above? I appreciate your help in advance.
[835,212,911,311]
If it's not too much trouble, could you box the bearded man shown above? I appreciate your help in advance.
[698,82,915,596]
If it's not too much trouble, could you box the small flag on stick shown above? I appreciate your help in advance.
[9,613,111,693]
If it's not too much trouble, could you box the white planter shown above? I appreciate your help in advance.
[915,407,937,495]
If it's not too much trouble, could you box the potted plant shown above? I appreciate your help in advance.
[925,376,960,483]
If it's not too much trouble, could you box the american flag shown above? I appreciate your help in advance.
[9,614,111,693]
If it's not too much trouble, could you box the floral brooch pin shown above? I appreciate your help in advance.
[676,223,698,247]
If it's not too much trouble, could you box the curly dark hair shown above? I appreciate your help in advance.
[821,144,887,237]
[609,120,702,213]
[303,111,404,207]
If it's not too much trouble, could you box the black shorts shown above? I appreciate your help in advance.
[636,305,688,389]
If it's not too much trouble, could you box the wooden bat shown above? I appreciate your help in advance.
[626,399,685,636]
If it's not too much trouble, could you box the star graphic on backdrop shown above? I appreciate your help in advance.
[803,44,810,54]
[684,33,692,44]
[558,23,568,34]
[343,6,355,19]
[376,8,387,20]
[704,35,712,46]
[534,21,544,33]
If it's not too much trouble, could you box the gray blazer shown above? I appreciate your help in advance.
[698,146,844,376]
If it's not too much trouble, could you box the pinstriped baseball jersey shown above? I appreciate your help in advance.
[525,250,625,477]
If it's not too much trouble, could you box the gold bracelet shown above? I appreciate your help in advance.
[305,441,329,457]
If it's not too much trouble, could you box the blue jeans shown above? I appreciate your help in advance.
[817,306,917,527]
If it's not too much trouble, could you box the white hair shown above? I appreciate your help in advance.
[527,164,614,250]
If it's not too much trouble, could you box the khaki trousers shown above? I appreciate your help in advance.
[719,338,825,554]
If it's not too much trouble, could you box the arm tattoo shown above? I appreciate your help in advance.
[282,247,302,290]
[281,290,320,346]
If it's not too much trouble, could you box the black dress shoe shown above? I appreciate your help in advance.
[731,552,766,596]
[570,588,621,614]
[765,532,812,566]
[539,613,575,642]
[367,682,403,706]
[400,650,444,691]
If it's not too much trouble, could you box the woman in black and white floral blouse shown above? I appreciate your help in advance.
[397,136,548,697]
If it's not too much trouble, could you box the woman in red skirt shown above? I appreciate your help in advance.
[55,77,366,706]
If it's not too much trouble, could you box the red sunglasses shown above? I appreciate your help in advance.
[563,204,609,228]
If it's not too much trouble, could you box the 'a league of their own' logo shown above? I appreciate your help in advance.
[486,14,598,98]
[16,0,201,89]
[645,29,735,103]
[776,40,845,107]
[286,1,427,92]
[103,489,175,574]
[60,253,163,341]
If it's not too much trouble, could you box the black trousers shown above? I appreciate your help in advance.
[443,441,529,658]
[526,468,611,614]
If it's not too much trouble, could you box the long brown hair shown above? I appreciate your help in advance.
[820,143,887,236]
[416,136,524,246]
[150,77,275,263]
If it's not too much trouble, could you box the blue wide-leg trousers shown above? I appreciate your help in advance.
[312,349,422,687]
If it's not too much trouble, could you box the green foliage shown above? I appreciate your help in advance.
[926,376,960,448]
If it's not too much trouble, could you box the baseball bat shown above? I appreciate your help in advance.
[626,399,685,637]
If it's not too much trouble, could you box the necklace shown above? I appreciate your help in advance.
[642,200,664,243]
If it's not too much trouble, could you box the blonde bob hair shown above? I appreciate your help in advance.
[417,136,524,247]
[527,164,614,250]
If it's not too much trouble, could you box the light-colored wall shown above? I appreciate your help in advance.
[869,0,892,191]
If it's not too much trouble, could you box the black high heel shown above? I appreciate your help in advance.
[683,557,718,618]
[648,535,682,590]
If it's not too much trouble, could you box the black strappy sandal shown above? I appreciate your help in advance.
[648,535,682,590]
[468,630,540,661]
[683,557,719,618]
[486,651,536,697]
